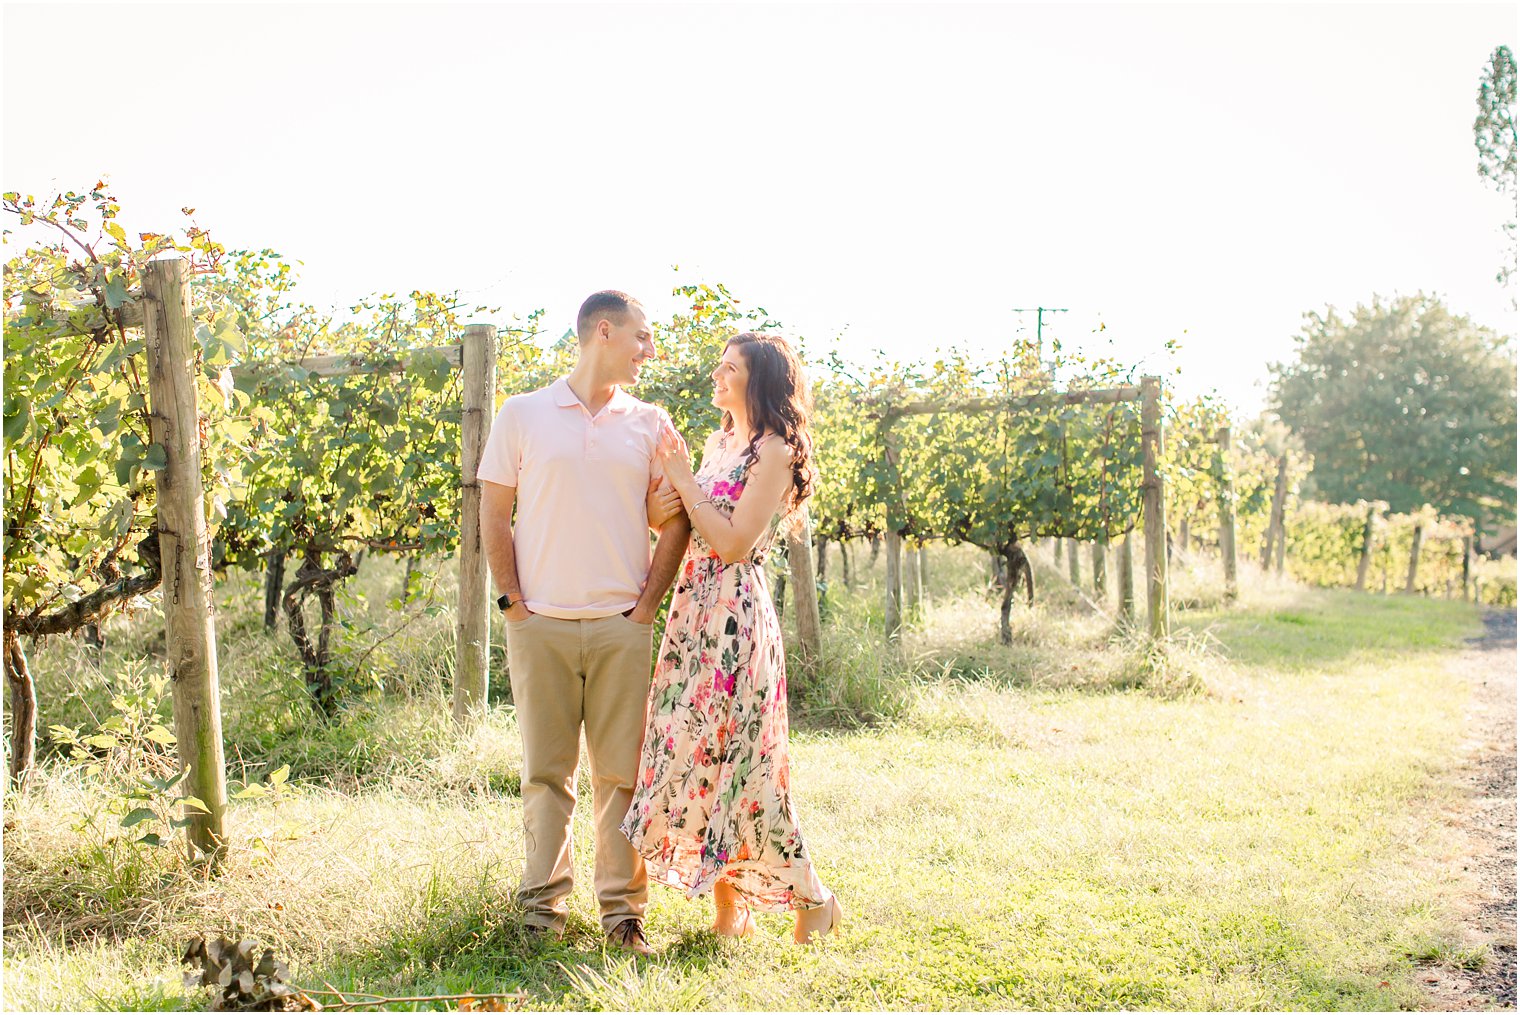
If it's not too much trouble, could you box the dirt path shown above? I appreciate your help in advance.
[1422,608,1517,1011]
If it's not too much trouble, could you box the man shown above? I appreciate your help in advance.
[477,290,689,956]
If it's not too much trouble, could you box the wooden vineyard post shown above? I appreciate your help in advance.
[903,539,921,618]
[263,551,285,630]
[142,257,228,863]
[1262,453,1288,574]
[1118,532,1135,621]
[1355,504,1378,591]
[1067,538,1081,588]
[881,420,905,640]
[1141,376,1170,639]
[1091,535,1108,602]
[885,530,902,638]
[1215,426,1238,601]
[1052,536,1063,566]
[1462,534,1474,602]
[918,543,929,599]
[454,324,496,720]
[1404,522,1424,594]
[787,510,822,676]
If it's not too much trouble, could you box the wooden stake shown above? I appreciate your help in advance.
[1215,426,1238,601]
[142,257,227,863]
[881,424,905,640]
[787,511,822,677]
[1118,531,1135,621]
[1091,535,1108,602]
[1272,480,1287,574]
[262,550,285,631]
[1067,537,1081,588]
[1462,534,1474,602]
[453,324,496,720]
[1141,377,1170,639]
[903,538,921,618]
[1355,505,1377,591]
[1404,522,1424,594]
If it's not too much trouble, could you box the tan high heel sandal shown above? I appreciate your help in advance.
[713,900,756,938]
[793,892,844,944]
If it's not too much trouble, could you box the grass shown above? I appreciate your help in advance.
[1,545,1500,1010]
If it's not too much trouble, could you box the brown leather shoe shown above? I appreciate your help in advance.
[607,918,654,957]
[522,923,562,945]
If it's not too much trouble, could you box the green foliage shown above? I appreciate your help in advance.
[640,281,783,457]
[1282,501,1479,599]
[1269,294,1517,528]
[809,343,1146,554]
[1474,44,1517,292]
[2,185,251,634]
[1164,395,1232,548]
[217,290,484,571]
[46,662,207,850]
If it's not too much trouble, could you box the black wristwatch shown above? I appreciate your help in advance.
[497,593,515,612]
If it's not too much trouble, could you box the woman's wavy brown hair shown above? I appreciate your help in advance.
[722,332,817,522]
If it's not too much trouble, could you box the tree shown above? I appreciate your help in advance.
[1269,294,1517,529]
[1474,44,1517,296]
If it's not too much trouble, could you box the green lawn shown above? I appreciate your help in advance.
[2,556,1496,1011]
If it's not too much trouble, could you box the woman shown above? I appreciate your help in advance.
[620,333,843,944]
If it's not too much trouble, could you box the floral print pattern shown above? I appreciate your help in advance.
[620,429,825,912]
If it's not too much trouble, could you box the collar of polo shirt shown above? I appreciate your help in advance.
[553,377,635,414]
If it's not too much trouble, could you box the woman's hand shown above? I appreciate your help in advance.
[645,476,684,530]
[657,422,697,492]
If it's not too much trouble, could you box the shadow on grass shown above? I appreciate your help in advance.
[281,899,732,1012]
[1177,586,1481,671]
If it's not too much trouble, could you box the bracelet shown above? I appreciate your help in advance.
[692,499,715,513]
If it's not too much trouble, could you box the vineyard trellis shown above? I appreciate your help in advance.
[869,375,1179,643]
[23,257,502,853]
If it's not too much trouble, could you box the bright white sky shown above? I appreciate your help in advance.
[4,2,1516,414]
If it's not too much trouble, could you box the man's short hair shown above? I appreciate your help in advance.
[577,291,644,344]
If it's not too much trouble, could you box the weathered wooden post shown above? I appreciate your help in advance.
[1091,535,1108,601]
[902,538,921,618]
[1215,426,1238,601]
[882,420,904,640]
[1141,376,1169,639]
[1118,531,1135,621]
[262,551,285,630]
[885,529,902,638]
[453,324,496,720]
[1354,504,1377,591]
[1067,538,1082,588]
[1404,522,1424,594]
[1263,453,1288,575]
[1052,536,1063,566]
[787,510,822,675]
[918,543,929,598]
[1462,534,1474,602]
[142,257,228,862]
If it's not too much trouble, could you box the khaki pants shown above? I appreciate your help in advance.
[506,612,652,933]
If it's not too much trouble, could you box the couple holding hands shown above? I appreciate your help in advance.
[478,290,842,956]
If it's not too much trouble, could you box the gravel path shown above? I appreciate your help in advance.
[1422,608,1516,1011]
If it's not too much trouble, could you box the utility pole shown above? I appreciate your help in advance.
[1012,306,1068,358]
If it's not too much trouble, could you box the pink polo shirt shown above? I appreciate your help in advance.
[477,377,669,619]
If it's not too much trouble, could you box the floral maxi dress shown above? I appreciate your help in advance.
[620,429,826,912]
